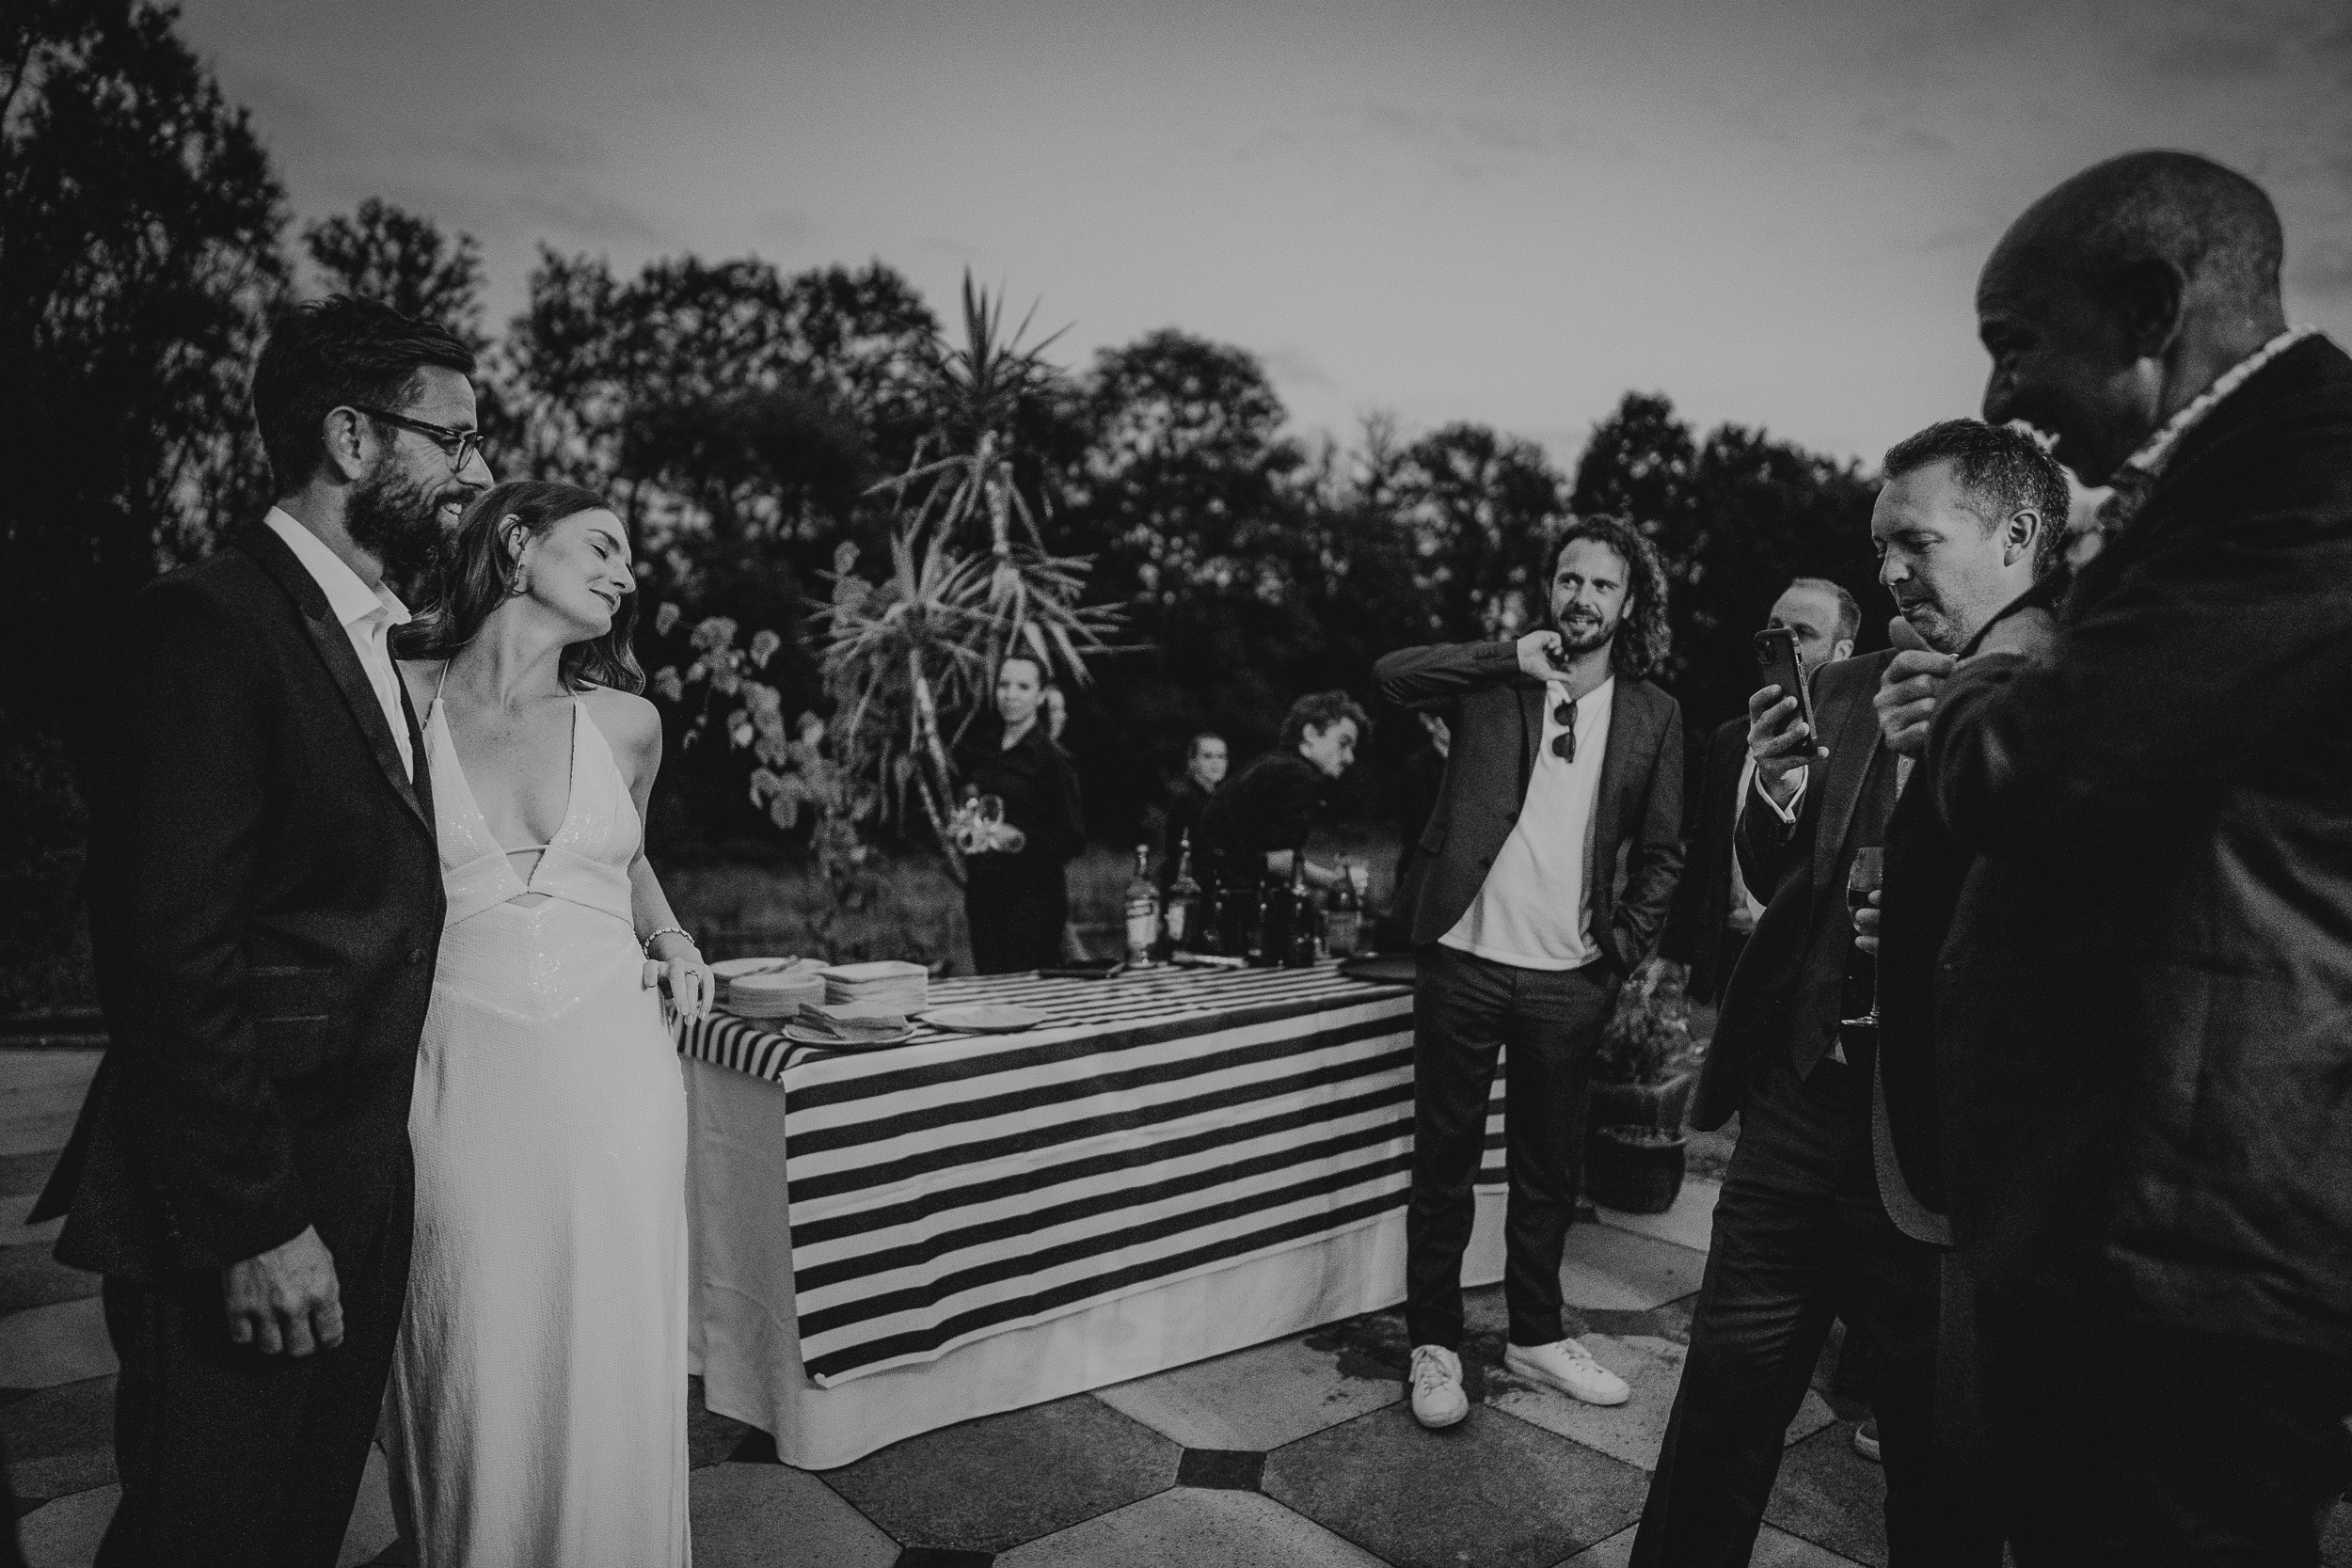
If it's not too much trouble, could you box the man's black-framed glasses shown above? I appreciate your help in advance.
[350,404,485,473]
[1549,699,1578,761]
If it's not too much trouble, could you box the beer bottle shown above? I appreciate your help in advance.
[1123,844,1161,969]
[1164,832,1202,957]
[1282,851,1318,968]
[1325,858,1362,958]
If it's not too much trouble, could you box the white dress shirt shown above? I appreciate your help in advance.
[1439,677,1613,971]
[263,507,415,779]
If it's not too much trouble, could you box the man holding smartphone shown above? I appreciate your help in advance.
[1375,517,1684,1432]
[1633,420,2058,1568]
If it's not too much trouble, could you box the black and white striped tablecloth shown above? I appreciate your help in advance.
[679,962,1508,1386]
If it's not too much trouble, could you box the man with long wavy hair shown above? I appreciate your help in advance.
[1375,515,1685,1431]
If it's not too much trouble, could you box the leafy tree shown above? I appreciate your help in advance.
[1390,422,1567,641]
[1,0,289,760]
[303,198,488,348]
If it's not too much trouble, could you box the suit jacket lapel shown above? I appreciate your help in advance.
[235,526,431,835]
[1809,655,1892,898]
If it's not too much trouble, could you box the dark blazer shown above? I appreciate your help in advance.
[1373,640,1683,973]
[1692,652,1894,1132]
[32,522,447,1282]
[1659,717,1751,1003]
[1927,334,2352,1356]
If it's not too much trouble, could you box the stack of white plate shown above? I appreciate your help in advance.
[818,959,930,1014]
[714,958,829,1019]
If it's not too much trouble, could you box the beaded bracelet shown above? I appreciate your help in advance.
[641,925,698,958]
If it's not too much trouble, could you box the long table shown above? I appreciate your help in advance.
[682,961,1509,1468]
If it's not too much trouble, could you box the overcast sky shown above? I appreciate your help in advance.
[182,0,2352,469]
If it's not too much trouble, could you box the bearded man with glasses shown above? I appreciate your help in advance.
[1374,516,1685,1432]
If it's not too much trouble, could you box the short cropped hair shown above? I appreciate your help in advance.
[2011,150,2283,315]
[251,296,477,496]
[1543,515,1673,682]
[1882,420,2071,575]
[1188,731,1226,757]
[1785,577,1861,646]
[1279,690,1371,752]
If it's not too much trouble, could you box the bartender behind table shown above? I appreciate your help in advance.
[1196,690,1368,894]
[959,653,1086,974]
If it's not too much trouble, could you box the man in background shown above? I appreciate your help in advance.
[1159,730,1227,890]
[1375,516,1684,1433]
[1633,420,2058,1568]
[1929,150,2352,1563]
[1660,578,1857,1006]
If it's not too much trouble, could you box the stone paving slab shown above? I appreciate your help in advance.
[0,1192,64,1250]
[1559,1225,1708,1312]
[1762,1423,1889,1568]
[691,1461,899,1567]
[1594,1178,1719,1256]
[0,1245,100,1315]
[1095,1325,1404,1451]
[1263,1402,1652,1568]
[820,1393,1181,1554]
[0,1297,114,1390]
[1561,1519,1867,1566]
[998,1484,1389,1568]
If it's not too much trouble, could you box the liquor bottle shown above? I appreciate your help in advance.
[1123,844,1161,968]
[1281,852,1318,968]
[1163,832,1202,956]
[1247,862,1282,968]
[1325,858,1362,958]
[1194,848,1227,956]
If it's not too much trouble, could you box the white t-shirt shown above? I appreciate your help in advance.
[263,507,415,779]
[1439,677,1613,971]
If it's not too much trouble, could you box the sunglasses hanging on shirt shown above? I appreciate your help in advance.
[1549,699,1578,762]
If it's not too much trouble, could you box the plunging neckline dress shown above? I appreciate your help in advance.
[381,687,690,1568]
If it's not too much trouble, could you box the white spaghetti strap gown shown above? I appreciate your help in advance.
[383,689,690,1567]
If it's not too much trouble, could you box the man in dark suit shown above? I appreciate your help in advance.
[1632,420,2061,1568]
[1660,578,1857,1006]
[1927,151,2352,1563]
[1375,516,1684,1431]
[32,297,488,1565]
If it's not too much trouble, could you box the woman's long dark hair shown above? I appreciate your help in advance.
[1544,514,1673,683]
[393,480,645,693]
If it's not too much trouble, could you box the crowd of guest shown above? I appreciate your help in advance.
[18,143,2349,1568]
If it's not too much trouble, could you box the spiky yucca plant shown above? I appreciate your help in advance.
[816,274,1121,876]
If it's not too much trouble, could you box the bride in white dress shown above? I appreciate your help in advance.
[384,480,714,1567]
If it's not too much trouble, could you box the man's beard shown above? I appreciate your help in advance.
[1554,609,1618,656]
[1899,593,1964,655]
[346,460,454,579]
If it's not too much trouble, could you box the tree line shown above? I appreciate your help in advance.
[1,1,1892,1004]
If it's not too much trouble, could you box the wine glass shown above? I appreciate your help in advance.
[1841,847,1884,1032]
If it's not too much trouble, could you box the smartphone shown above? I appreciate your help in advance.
[1752,627,1818,744]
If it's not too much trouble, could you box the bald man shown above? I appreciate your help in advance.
[1928,151,2352,1564]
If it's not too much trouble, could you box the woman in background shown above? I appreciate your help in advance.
[959,652,1085,973]
[385,480,710,1567]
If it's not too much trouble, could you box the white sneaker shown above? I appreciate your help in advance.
[1504,1338,1630,1406]
[1407,1343,1470,1429]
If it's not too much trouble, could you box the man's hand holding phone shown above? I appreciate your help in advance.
[1516,628,1573,681]
[1747,684,1821,807]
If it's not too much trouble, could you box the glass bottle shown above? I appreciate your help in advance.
[1123,843,1161,968]
[1282,852,1318,968]
[1247,859,1282,968]
[1325,858,1362,958]
[1163,832,1202,957]
[1195,848,1227,957]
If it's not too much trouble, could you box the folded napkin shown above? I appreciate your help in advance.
[796,1001,909,1039]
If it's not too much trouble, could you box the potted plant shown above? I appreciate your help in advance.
[1583,959,1699,1213]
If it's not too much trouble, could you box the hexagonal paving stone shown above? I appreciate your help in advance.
[1557,1519,1869,1566]
[822,1394,1180,1554]
[1095,1328,1403,1451]
[1762,1422,1888,1568]
[691,1462,898,1568]
[1486,1332,1835,1473]
[998,1485,1386,1567]
[1558,1224,1707,1312]
[0,1297,115,1389]
[1263,1402,1650,1568]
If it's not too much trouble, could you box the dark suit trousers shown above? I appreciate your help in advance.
[96,1175,411,1568]
[1632,1045,1997,1568]
[1405,942,1616,1350]
[1979,1301,2352,1567]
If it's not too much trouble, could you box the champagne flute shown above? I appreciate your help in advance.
[1842,847,1884,1031]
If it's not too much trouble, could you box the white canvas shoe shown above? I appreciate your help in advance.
[1504,1338,1630,1406]
[1408,1343,1470,1429]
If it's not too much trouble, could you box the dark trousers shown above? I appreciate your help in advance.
[1631,1045,1998,1568]
[1405,943,1616,1350]
[965,868,1069,974]
[1979,1299,2352,1566]
[96,1188,411,1568]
